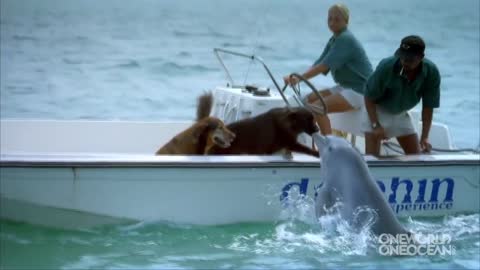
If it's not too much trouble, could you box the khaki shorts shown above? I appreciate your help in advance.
[303,85,364,115]
[362,106,417,138]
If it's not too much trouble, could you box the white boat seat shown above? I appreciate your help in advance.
[329,109,365,137]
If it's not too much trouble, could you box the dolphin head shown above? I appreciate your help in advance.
[312,133,352,154]
[312,133,363,165]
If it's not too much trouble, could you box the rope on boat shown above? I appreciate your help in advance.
[382,142,405,155]
[382,141,480,155]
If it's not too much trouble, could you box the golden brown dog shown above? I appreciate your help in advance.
[155,93,235,155]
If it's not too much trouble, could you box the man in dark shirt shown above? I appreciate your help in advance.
[363,35,441,156]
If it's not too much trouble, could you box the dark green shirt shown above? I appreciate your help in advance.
[364,56,441,114]
[314,28,373,94]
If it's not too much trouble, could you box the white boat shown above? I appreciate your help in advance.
[1,49,479,228]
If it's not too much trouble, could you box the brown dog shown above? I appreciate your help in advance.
[156,93,235,155]
[207,107,320,157]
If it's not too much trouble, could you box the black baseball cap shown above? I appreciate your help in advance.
[395,35,425,58]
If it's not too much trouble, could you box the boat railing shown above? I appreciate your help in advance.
[213,48,329,111]
[213,48,292,106]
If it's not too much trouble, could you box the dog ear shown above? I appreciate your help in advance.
[207,120,219,130]
[192,122,209,143]
[287,110,298,125]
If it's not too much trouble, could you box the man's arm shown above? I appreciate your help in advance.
[285,64,329,85]
[419,107,433,152]
[420,107,433,140]
[363,59,390,141]
[420,62,441,152]
[303,64,330,79]
[364,59,389,126]
[301,35,350,81]
[365,96,379,126]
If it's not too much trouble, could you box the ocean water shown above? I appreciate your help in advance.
[1,0,479,269]
[1,211,479,269]
[1,0,479,148]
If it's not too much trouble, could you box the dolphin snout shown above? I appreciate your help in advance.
[312,133,328,151]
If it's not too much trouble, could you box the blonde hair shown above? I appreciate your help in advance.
[329,3,350,23]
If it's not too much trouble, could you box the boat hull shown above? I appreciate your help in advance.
[1,155,479,228]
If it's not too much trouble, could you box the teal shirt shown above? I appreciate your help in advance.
[364,56,441,114]
[314,28,373,94]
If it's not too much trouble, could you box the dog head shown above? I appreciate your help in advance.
[286,107,319,135]
[195,117,236,149]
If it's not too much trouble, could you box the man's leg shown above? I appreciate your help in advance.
[365,132,382,156]
[396,134,420,154]
[305,89,332,135]
[315,93,354,135]
[306,89,332,101]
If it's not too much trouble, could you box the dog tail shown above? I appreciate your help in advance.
[197,91,214,121]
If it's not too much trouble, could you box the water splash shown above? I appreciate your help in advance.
[278,185,317,224]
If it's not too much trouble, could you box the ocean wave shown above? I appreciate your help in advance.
[209,30,238,39]
[155,62,218,74]
[177,51,191,57]
[172,30,213,38]
[97,59,142,70]
[116,60,141,69]
[220,43,272,51]
[34,22,50,28]
[141,97,165,110]
[172,30,192,37]
[63,58,83,65]
[143,57,165,64]
[172,30,237,39]
[255,44,274,52]
[100,59,217,71]
[4,85,34,95]
[12,35,37,41]
[455,99,480,110]
[74,35,89,41]
[221,42,247,48]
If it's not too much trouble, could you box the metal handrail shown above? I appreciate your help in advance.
[213,48,290,107]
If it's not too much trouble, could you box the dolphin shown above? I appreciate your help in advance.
[312,133,409,236]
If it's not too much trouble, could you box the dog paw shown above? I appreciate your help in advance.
[282,150,294,160]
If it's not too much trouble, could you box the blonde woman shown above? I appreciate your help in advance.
[284,4,372,135]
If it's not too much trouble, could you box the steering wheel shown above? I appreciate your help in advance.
[286,73,328,116]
